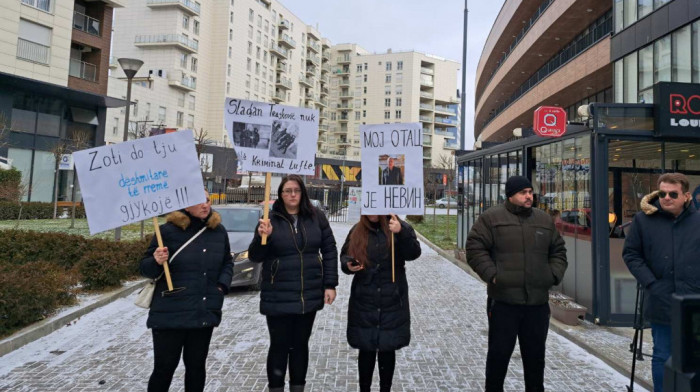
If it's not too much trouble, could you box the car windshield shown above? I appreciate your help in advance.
[216,208,260,232]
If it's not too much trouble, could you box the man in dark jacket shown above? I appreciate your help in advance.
[623,173,700,392]
[466,176,567,392]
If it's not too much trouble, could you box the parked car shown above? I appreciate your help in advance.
[554,208,592,237]
[435,196,461,208]
[310,199,329,213]
[214,205,263,290]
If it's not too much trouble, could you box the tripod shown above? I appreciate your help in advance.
[628,283,653,392]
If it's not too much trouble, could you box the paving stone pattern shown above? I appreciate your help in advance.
[0,222,645,391]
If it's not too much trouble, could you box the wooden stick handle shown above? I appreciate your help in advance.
[153,216,174,291]
[261,172,272,245]
[391,232,395,283]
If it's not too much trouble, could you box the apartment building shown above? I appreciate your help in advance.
[0,0,126,202]
[108,0,460,169]
[325,45,460,167]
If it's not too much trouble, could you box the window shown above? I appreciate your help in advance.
[384,111,390,119]
[227,64,231,76]
[256,30,261,44]
[263,50,268,62]
[363,98,366,106]
[248,41,252,55]
[133,100,139,116]
[230,12,234,24]
[249,8,254,22]
[178,93,185,107]
[246,74,251,88]
[158,106,166,125]
[255,62,260,75]
[248,25,253,39]
[672,25,691,83]
[363,74,367,82]
[254,78,259,91]
[364,63,368,70]
[396,98,402,106]
[229,29,233,41]
[176,111,184,127]
[228,46,232,58]
[395,85,402,95]
[363,110,366,118]
[654,35,671,84]
[191,57,197,72]
[397,60,403,70]
[385,86,390,95]
[385,74,391,83]
[384,98,391,107]
[226,82,230,94]
[183,15,189,29]
[246,58,252,71]
[396,73,403,83]
[193,20,200,35]
[256,46,261,59]
[264,20,269,32]
[257,15,262,27]
[179,53,187,68]
[113,117,119,135]
[363,87,367,94]
[145,103,151,119]
[356,64,363,72]
[187,114,194,128]
[355,112,361,120]
[386,61,392,71]
[395,110,401,119]
[189,95,195,110]
[17,19,52,65]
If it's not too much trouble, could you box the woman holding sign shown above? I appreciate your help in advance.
[340,214,421,392]
[140,191,233,392]
[248,174,339,392]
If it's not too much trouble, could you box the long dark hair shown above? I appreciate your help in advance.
[275,174,314,218]
[346,215,391,268]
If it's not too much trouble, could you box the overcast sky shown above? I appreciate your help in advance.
[279,0,504,148]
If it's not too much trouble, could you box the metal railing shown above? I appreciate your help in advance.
[73,11,100,35]
[69,58,97,81]
[420,67,434,75]
[420,103,434,110]
[420,91,434,99]
[435,105,457,114]
[336,55,351,63]
[435,116,458,125]
[181,77,196,89]
[307,54,320,64]
[279,33,296,48]
[420,79,434,87]
[419,115,432,122]
[135,34,198,51]
[147,0,200,14]
[16,38,49,64]
[21,0,50,12]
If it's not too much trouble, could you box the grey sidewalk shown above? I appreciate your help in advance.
[0,222,647,391]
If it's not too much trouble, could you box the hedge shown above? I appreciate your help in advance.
[0,230,150,336]
[0,201,86,220]
[0,168,21,201]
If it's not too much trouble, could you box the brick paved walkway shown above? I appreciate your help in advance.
[0,222,646,391]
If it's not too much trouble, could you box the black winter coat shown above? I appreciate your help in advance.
[248,200,338,316]
[340,219,421,352]
[623,191,700,325]
[466,200,568,305]
[140,210,234,329]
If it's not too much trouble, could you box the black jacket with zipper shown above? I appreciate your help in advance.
[248,199,338,316]
[340,219,421,352]
[140,210,234,329]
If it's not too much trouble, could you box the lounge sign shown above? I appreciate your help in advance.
[655,82,700,135]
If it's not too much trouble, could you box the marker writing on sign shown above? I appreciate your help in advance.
[227,99,263,117]
[175,187,189,207]
[384,187,423,209]
[363,128,422,148]
[120,196,173,222]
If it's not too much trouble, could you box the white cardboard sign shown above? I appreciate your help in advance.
[224,98,318,175]
[360,123,424,215]
[73,130,206,234]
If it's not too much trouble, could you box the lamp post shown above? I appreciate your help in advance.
[118,58,144,142]
[115,58,143,240]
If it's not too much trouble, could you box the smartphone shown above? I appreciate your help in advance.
[350,259,360,266]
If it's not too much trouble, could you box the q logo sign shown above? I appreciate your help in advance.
[533,106,567,137]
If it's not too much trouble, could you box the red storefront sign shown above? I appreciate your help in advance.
[533,106,567,137]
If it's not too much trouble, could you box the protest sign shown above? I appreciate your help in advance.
[360,123,424,215]
[224,98,319,175]
[73,130,206,234]
[347,187,362,224]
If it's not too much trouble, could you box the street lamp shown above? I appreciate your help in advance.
[118,58,144,142]
[115,58,143,240]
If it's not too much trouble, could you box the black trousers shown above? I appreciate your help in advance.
[485,299,550,392]
[265,311,317,388]
[148,327,214,392]
[358,350,396,392]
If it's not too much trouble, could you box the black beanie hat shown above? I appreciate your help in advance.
[505,176,533,198]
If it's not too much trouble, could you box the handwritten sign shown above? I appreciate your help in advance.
[347,186,362,224]
[224,98,319,175]
[360,123,424,215]
[73,130,206,234]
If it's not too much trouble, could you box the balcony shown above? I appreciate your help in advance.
[419,103,434,111]
[135,34,198,53]
[423,152,432,160]
[319,124,329,132]
[339,90,353,99]
[276,76,292,90]
[272,91,285,102]
[334,67,349,75]
[420,79,434,87]
[320,75,330,84]
[73,11,100,36]
[320,87,329,97]
[336,54,351,64]
[307,54,320,66]
[337,103,353,110]
[278,33,296,49]
[169,76,196,91]
[435,105,457,115]
[306,65,317,75]
[420,91,433,99]
[434,116,458,126]
[299,74,313,88]
[278,19,290,30]
[434,128,456,138]
[269,43,288,59]
[422,128,432,135]
[69,58,97,82]
[21,0,50,12]
[420,67,434,75]
[16,38,50,65]
[146,0,200,15]
[444,141,459,150]
[322,64,331,73]
[109,56,118,69]
[339,78,350,87]
[307,41,320,53]
[321,50,329,61]
[337,139,351,146]
[276,61,287,72]
[317,97,328,107]
[419,115,432,123]
[423,137,432,147]
[338,115,349,122]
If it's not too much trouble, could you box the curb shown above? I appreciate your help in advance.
[0,280,147,357]
[413,230,653,391]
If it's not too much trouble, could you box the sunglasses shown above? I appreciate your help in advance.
[658,191,680,199]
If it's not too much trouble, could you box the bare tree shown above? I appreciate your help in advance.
[50,131,92,220]
[437,153,456,240]
[0,111,9,150]
[194,128,214,183]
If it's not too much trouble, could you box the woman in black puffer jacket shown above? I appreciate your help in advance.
[140,191,233,392]
[248,174,338,392]
[340,214,421,392]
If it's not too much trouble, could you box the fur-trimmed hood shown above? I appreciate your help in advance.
[166,210,221,230]
[640,190,692,215]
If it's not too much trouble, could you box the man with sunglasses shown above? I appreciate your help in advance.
[623,173,700,392]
